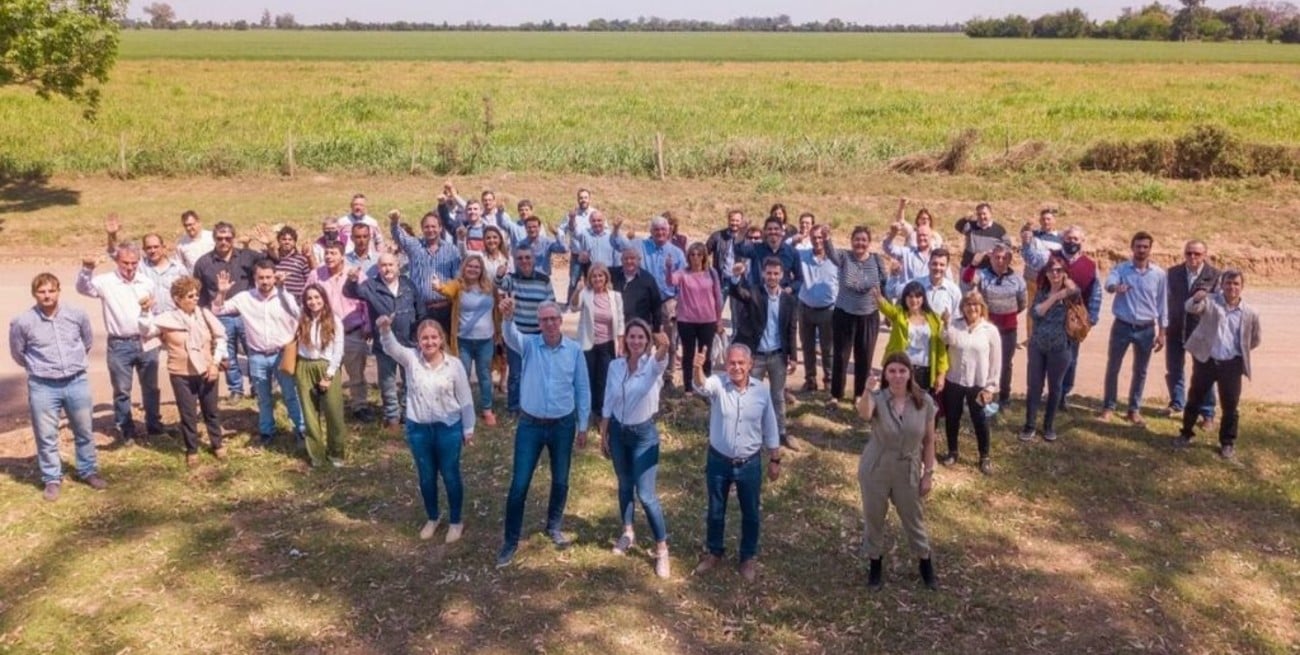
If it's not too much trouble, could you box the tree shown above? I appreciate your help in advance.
[142,2,175,29]
[274,13,297,29]
[260,9,272,28]
[0,0,125,119]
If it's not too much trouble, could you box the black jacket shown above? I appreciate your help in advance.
[612,267,662,332]
[729,279,797,357]
[1167,262,1220,341]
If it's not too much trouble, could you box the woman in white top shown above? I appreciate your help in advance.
[939,290,1002,475]
[378,316,475,544]
[600,319,671,578]
[465,225,512,279]
[569,263,625,419]
[292,283,346,468]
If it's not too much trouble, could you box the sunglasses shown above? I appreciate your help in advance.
[1184,251,1205,257]
[1047,268,1066,274]
[214,236,234,242]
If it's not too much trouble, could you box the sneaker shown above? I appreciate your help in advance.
[978,458,994,476]
[1163,405,1181,418]
[938,452,958,467]
[1172,435,1193,449]
[495,543,517,568]
[147,424,169,438]
[1018,428,1036,442]
[693,553,722,576]
[482,410,497,427]
[420,519,440,541]
[254,434,274,449]
[1198,416,1216,431]
[329,457,345,469]
[1219,444,1235,460]
[1098,409,1114,422]
[612,533,634,555]
[802,381,818,392]
[42,481,61,502]
[546,529,572,549]
[445,523,464,544]
[738,558,758,582]
[223,392,245,406]
[81,473,108,491]
[825,399,839,411]
[1042,431,1058,443]
[654,552,671,579]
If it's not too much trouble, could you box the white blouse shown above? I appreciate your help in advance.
[297,316,345,378]
[942,318,1002,390]
[602,353,668,425]
[380,330,476,432]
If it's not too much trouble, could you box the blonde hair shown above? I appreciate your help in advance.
[457,256,495,295]
[960,290,989,320]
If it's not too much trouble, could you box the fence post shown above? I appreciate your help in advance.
[118,133,128,178]
[285,133,296,177]
[655,132,665,181]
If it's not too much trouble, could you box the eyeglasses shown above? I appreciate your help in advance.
[539,316,562,323]
[1047,268,1066,274]
[214,236,234,242]
[1184,251,1205,257]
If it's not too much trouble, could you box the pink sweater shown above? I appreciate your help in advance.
[671,269,722,324]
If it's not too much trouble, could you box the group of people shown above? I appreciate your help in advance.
[10,186,1262,588]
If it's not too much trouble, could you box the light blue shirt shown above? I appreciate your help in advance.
[698,374,779,459]
[883,237,931,284]
[797,249,839,308]
[758,291,782,354]
[9,305,93,380]
[611,236,686,299]
[503,320,591,431]
[345,250,381,279]
[140,257,187,314]
[911,275,963,320]
[1106,261,1168,328]
[1209,305,1243,360]
[572,227,620,268]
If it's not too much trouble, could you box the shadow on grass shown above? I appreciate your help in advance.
[0,174,80,214]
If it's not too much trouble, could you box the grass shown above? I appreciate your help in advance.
[116,30,1300,64]
[2,391,1298,653]
[3,57,1300,178]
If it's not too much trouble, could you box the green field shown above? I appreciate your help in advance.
[116,30,1300,63]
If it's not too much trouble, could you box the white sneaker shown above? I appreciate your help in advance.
[445,523,464,544]
[419,519,440,541]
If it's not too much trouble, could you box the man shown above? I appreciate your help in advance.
[77,242,164,442]
[963,242,1027,408]
[1173,270,1260,460]
[311,216,345,266]
[10,273,106,500]
[786,212,816,251]
[1100,231,1168,425]
[454,200,490,252]
[1020,209,1063,288]
[797,225,837,392]
[706,210,744,285]
[562,188,597,304]
[338,193,383,254]
[259,225,312,297]
[308,241,372,421]
[212,259,304,445]
[344,253,423,431]
[570,209,618,272]
[389,209,462,335]
[176,210,214,273]
[613,215,687,388]
[912,248,962,320]
[1023,225,1100,410]
[953,202,1007,270]
[691,343,782,582]
[481,189,512,230]
[1165,239,1219,425]
[193,222,262,401]
[730,217,802,294]
[730,258,799,451]
[515,212,567,278]
[883,221,939,285]
[345,222,381,279]
[496,300,591,568]
[497,246,557,413]
[102,214,184,313]
[436,180,468,237]
[610,247,662,332]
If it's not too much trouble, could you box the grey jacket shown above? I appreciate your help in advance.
[1184,292,1261,378]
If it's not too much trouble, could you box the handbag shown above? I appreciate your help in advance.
[1065,296,1090,343]
[278,339,299,376]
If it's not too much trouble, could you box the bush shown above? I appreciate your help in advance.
[1079,139,1174,175]
[1173,124,1244,179]
[1079,125,1300,180]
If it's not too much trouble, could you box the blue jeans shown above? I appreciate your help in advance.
[506,345,523,413]
[106,337,162,435]
[1024,344,1073,434]
[28,373,97,484]
[1165,336,1216,418]
[406,419,465,523]
[218,315,247,395]
[705,448,763,562]
[609,418,668,543]
[1103,319,1156,412]
[458,337,494,412]
[502,412,576,546]
[1060,340,1080,406]
[248,350,304,437]
[376,350,402,422]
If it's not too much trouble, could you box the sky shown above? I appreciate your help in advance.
[128,1,1151,26]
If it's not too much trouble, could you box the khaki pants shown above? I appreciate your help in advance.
[296,358,347,465]
[858,454,930,559]
[342,329,370,411]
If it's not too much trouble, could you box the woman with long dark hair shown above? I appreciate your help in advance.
[293,283,347,467]
[1021,252,1078,443]
[875,280,948,393]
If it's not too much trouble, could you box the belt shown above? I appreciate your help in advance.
[756,349,783,357]
[801,302,833,311]
[1115,318,1155,330]
[425,300,451,310]
[521,411,571,426]
[709,445,760,467]
[107,334,139,341]
[249,348,282,357]
[31,371,86,384]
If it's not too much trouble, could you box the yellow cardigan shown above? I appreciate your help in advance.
[432,279,503,356]
[877,297,949,389]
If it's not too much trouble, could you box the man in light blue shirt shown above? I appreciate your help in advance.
[612,215,687,388]
[497,300,591,568]
[1101,231,1169,424]
[798,225,838,391]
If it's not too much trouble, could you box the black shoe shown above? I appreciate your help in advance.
[867,557,883,591]
[978,457,994,476]
[919,558,937,590]
[254,434,274,448]
[495,542,517,568]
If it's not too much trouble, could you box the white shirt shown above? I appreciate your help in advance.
[699,374,779,459]
[214,286,299,353]
[379,330,476,431]
[297,316,345,377]
[914,275,963,320]
[177,230,215,272]
[943,318,1002,390]
[603,353,668,425]
[75,268,156,339]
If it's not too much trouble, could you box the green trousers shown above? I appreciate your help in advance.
[858,454,931,560]
[295,359,346,465]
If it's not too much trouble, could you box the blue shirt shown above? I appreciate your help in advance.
[758,291,782,353]
[1106,261,1168,328]
[9,305,93,380]
[345,250,381,279]
[733,238,803,295]
[797,250,839,308]
[1210,304,1244,360]
[882,237,932,285]
[571,228,619,268]
[698,374,779,459]
[503,321,591,431]
[518,235,567,276]
[140,258,187,314]
[391,224,462,304]
[611,236,686,299]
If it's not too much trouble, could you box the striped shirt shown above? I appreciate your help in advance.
[828,247,886,315]
[391,224,462,304]
[499,271,555,335]
[966,266,1027,331]
[274,252,312,298]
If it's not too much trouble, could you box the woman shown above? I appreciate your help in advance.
[874,281,948,393]
[433,257,502,426]
[292,283,346,467]
[769,203,796,238]
[940,291,1002,475]
[379,316,475,543]
[1021,254,1078,443]
[670,243,723,393]
[663,211,689,253]
[895,198,945,249]
[570,263,624,418]
[139,276,227,468]
[827,226,888,408]
[472,225,512,280]
[601,320,671,578]
[855,352,939,591]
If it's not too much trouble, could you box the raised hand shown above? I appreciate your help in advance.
[251,223,272,245]
[499,296,516,320]
[496,263,508,278]
[693,345,708,370]
[387,209,402,223]
[273,271,287,287]
[456,225,468,242]
[216,270,233,295]
[653,331,669,352]
[346,266,361,282]
[731,262,746,278]
[104,212,121,236]
[375,314,394,332]
[81,254,99,269]
[866,371,881,392]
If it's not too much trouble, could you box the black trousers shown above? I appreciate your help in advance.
[677,321,717,392]
[585,340,617,419]
[799,303,834,386]
[998,327,1017,405]
[942,381,991,458]
[170,373,223,453]
[1180,356,1243,446]
[830,308,880,401]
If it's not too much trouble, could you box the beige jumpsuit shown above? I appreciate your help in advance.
[858,389,935,559]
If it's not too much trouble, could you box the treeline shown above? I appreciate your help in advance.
[123,12,961,33]
[966,2,1300,42]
